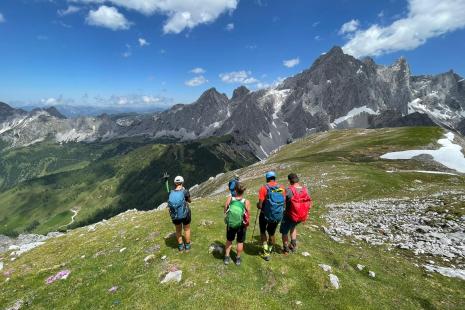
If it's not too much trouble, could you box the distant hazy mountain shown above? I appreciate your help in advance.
[18,104,165,118]
[1,46,464,157]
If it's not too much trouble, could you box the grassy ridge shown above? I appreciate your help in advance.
[1,127,464,309]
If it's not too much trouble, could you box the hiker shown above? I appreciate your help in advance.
[223,182,250,266]
[228,174,240,197]
[166,175,192,252]
[280,173,312,254]
[257,171,286,261]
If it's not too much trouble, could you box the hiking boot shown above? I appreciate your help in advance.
[235,257,242,266]
[224,256,231,265]
[263,253,271,261]
[184,243,191,253]
[177,243,185,252]
[283,245,290,255]
[290,241,297,253]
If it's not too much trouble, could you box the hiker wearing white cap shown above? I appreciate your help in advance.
[166,175,192,252]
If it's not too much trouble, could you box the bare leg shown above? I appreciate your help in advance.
[260,233,267,244]
[290,227,297,251]
[184,224,191,244]
[237,242,244,257]
[282,233,289,248]
[269,235,276,246]
[290,227,297,241]
[225,240,232,257]
[175,224,183,245]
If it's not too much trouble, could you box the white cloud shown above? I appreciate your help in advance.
[219,70,259,84]
[283,58,300,68]
[342,0,465,57]
[339,19,360,35]
[113,95,163,105]
[73,0,238,34]
[138,37,150,46]
[141,95,161,104]
[86,5,131,31]
[0,12,5,23]
[185,75,208,87]
[58,6,81,16]
[312,21,320,27]
[190,67,206,74]
[225,23,234,31]
[41,97,58,105]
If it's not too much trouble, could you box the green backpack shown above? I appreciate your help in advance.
[225,198,246,229]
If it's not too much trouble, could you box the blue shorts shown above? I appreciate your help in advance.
[280,216,300,235]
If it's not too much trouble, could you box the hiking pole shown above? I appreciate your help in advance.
[162,172,170,193]
[251,206,260,242]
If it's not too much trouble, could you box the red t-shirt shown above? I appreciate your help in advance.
[258,181,286,201]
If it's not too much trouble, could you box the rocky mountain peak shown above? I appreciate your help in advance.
[392,57,410,74]
[196,87,228,108]
[231,86,250,101]
[327,45,344,56]
[45,107,67,119]
[0,102,17,114]
[0,102,26,122]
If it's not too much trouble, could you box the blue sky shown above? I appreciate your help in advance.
[0,0,464,108]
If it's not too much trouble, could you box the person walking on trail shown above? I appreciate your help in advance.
[257,171,286,261]
[228,174,240,197]
[223,182,250,266]
[280,173,312,254]
[165,175,192,252]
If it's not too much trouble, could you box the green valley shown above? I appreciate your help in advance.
[0,136,257,235]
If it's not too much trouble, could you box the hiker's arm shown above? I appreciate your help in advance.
[257,186,264,209]
[224,196,232,213]
[165,179,170,194]
[185,190,192,203]
[245,200,251,212]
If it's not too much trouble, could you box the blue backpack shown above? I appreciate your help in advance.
[263,185,285,222]
[229,179,237,197]
[168,190,188,221]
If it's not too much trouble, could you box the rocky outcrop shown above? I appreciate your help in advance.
[323,193,465,268]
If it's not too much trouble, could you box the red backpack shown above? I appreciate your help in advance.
[287,186,312,222]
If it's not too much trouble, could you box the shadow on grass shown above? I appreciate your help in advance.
[244,235,262,256]
[164,232,179,249]
[211,240,226,260]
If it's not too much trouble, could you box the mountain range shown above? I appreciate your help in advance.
[1,46,464,158]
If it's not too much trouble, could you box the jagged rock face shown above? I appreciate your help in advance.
[1,46,464,157]
[151,88,229,138]
[457,119,465,136]
[369,111,436,129]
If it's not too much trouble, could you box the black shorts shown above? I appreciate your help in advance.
[226,225,247,243]
[172,208,191,226]
[259,212,279,236]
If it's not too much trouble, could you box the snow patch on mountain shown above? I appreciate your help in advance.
[381,132,465,173]
[408,98,462,121]
[332,106,379,126]
[258,88,291,119]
